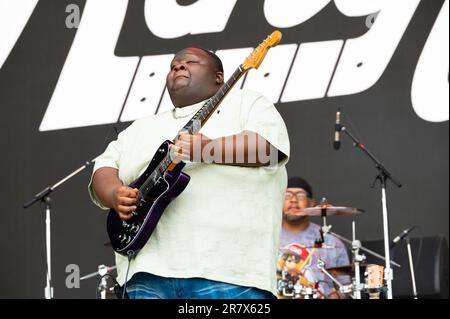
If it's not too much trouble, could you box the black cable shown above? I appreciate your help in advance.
[121,250,135,299]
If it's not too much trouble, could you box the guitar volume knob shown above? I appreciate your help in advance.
[130,223,140,234]
[119,234,128,243]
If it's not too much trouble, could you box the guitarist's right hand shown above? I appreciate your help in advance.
[112,186,139,221]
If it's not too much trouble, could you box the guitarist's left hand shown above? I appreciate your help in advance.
[170,132,213,163]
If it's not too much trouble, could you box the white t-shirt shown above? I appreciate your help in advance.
[88,89,290,295]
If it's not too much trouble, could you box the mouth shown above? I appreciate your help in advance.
[174,75,189,80]
[288,207,304,214]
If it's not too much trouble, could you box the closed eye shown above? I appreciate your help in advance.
[170,60,198,70]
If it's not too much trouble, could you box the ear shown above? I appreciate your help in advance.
[309,198,316,207]
[215,72,224,85]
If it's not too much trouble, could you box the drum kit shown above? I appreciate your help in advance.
[277,200,401,299]
[87,201,401,299]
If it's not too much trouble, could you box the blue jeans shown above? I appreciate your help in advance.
[125,272,275,299]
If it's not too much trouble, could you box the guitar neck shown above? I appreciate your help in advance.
[177,65,246,137]
[149,65,246,176]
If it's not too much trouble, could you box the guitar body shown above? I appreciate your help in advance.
[107,140,190,255]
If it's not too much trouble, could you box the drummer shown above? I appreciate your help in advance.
[277,176,351,299]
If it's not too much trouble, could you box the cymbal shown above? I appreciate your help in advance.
[302,206,364,216]
[302,244,336,249]
[326,264,368,276]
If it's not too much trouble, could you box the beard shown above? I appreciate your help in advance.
[283,212,308,225]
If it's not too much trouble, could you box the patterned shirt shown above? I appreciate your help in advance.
[278,222,350,297]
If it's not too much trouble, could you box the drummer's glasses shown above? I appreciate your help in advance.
[285,191,308,201]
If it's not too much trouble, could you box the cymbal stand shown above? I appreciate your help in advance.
[351,221,365,299]
[315,198,332,248]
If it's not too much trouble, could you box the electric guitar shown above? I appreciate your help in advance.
[107,31,283,256]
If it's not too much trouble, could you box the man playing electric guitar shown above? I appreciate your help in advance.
[89,46,290,299]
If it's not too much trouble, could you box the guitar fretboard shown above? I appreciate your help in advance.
[179,65,244,136]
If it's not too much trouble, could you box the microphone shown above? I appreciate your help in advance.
[333,109,342,150]
[390,225,417,248]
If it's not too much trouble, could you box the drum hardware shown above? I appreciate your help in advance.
[302,198,364,249]
[330,228,400,299]
[295,284,320,299]
[315,222,368,299]
[317,259,345,289]
[318,220,372,299]
[330,231,401,268]
[311,200,366,299]
[304,197,402,299]
[80,264,117,299]
[323,221,403,299]
[303,197,355,248]
[278,279,320,299]
[350,221,366,299]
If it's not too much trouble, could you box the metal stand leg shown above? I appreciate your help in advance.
[381,185,394,299]
[352,222,365,299]
[405,236,419,299]
[44,197,53,299]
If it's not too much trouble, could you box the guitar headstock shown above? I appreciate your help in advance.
[242,30,282,71]
[366,264,384,289]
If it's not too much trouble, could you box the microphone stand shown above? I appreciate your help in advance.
[404,235,419,299]
[337,122,402,299]
[23,158,97,299]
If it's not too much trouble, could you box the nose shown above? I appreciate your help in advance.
[173,63,187,72]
